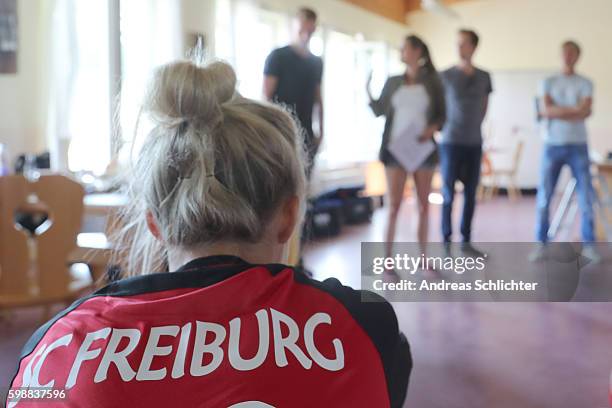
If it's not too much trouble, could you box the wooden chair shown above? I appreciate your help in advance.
[0,174,92,320]
[594,162,612,241]
[479,141,524,200]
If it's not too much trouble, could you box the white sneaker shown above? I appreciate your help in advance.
[581,245,602,265]
[529,243,548,262]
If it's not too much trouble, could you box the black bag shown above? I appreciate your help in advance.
[343,196,373,224]
[305,198,344,238]
[318,186,373,224]
[15,151,51,173]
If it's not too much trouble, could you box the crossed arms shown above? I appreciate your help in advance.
[541,94,592,121]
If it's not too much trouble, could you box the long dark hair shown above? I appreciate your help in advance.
[405,35,436,74]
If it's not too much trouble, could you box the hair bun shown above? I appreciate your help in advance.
[146,60,237,128]
[205,61,237,104]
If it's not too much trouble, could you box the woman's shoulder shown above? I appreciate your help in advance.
[419,68,442,80]
[297,272,410,403]
[418,69,444,91]
[386,74,405,84]
[292,270,400,339]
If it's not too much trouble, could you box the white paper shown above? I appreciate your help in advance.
[388,121,435,173]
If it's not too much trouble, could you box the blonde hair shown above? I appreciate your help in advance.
[112,60,307,277]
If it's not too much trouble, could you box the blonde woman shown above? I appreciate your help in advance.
[9,61,410,407]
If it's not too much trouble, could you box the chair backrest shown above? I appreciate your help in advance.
[0,175,31,296]
[0,174,85,302]
[33,175,85,298]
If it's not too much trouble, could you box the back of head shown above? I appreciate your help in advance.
[115,60,307,276]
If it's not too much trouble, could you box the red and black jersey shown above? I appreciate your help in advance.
[8,256,411,408]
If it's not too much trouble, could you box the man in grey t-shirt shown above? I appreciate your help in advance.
[439,29,492,255]
[533,40,599,261]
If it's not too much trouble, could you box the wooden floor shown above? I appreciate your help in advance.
[1,195,611,407]
[306,193,547,288]
[305,195,612,408]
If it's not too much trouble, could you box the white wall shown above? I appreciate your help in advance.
[407,0,612,156]
[0,0,48,164]
[181,0,217,56]
[485,70,552,188]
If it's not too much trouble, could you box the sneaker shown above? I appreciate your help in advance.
[581,245,602,265]
[461,242,486,258]
[528,243,548,263]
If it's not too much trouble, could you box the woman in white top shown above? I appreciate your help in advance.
[367,35,446,264]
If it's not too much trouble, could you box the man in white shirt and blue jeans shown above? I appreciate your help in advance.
[535,40,599,262]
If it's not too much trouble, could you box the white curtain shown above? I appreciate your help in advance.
[46,0,111,174]
[46,0,183,172]
[45,0,77,172]
[118,0,183,162]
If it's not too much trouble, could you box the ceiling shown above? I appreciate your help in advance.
[341,0,475,24]
[405,0,474,13]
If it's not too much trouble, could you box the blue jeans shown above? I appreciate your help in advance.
[536,143,595,242]
[440,144,482,243]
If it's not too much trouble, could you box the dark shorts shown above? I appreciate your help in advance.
[380,147,439,171]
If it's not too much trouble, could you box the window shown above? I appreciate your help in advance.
[217,0,292,99]
[317,31,389,168]
[48,0,182,174]
[320,37,400,168]
[218,0,400,170]
[48,0,401,173]
[216,0,325,100]
[234,6,289,98]
[47,0,111,175]
[118,0,182,161]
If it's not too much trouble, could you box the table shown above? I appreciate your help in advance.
[69,233,114,284]
[69,193,127,285]
[595,162,612,241]
[83,193,128,216]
